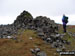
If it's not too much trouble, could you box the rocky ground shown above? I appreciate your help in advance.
[0,28,75,56]
[0,10,75,56]
[58,25,75,51]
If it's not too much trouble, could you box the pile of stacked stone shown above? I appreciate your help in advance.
[0,10,70,49]
[33,16,58,37]
[13,10,70,48]
[13,10,58,31]
[0,10,33,38]
[13,10,33,29]
[0,24,16,38]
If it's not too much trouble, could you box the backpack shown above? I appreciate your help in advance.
[64,16,68,23]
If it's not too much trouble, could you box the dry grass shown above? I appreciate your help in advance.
[0,29,58,56]
[0,25,75,56]
[58,25,75,51]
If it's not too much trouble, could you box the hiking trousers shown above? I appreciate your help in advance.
[63,24,66,33]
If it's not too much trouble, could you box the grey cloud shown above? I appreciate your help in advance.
[0,0,75,24]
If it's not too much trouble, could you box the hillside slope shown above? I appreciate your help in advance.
[0,29,59,56]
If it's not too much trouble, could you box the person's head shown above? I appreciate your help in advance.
[63,14,65,16]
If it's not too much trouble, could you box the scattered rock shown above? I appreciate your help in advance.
[37,51,47,56]
[30,48,41,56]
[30,48,47,56]
[30,49,35,54]
[29,37,33,40]
[7,36,12,39]
[0,10,70,50]
[0,10,58,39]
[35,48,41,53]
[56,48,62,53]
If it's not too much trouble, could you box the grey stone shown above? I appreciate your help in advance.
[55,34,60,37]
[56,40,60,43]
[35,48,40,53]
[7,36,12,39]
[46,37,53,43]
[37,32,45,37]
[73,33,75,37]
[30,49,35,54]
[51,41,64,48]
[56,48,62,53]
[30,48,41,56]
[37,51,47,56]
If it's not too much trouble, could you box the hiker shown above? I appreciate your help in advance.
[62,14,68,33]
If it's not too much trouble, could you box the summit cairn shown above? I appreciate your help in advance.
[0,10,70,49]
[13,10,33,29]
[13,10,58,36]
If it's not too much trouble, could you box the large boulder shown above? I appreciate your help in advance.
[13,10,33,29]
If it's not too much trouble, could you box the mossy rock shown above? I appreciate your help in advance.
[13,10,33,26]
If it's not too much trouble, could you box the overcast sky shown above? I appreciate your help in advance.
[0,0,75,25]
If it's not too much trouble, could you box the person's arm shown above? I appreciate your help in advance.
[62,17,64,22]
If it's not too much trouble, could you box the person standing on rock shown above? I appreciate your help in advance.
[62,14,68,33]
